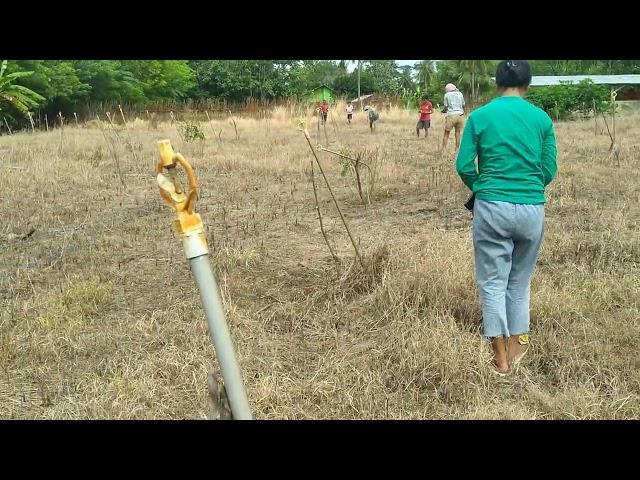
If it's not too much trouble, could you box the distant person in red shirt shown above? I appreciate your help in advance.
[417,97,433,138]
[319,100,329,125]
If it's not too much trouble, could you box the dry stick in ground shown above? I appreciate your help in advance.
[228,110,239,139]
[611,89,620,167]
[74,112,79,128]
[96,115,125,187]
[58,112,64,152]
[298,121,363,267]
[205,111,225,154]
[204,110,216,137]
[27,112,35,132]
[145,110,153,131]
[204,110,224,143]
[600,91,620,166]
[328,108,341,139]
[118,104,127,124]
[2,117,12,135]
[309,157,340,265]
[318,145,373,205]
[106,112,128,151]
[593,99,598,136]
[323,115,329,145]
[265,110,271,135]
[601,109,612,140]
[118,104,140,163]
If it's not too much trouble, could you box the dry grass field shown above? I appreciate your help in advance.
[1,101,639,419]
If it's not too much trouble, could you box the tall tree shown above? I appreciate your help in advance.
[365,60,401,95]
[73,60,146,103]
[415,60,435,90]
[456,60,493,103]
[123,60,195,101]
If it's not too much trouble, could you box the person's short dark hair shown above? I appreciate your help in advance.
[495,60,532,88]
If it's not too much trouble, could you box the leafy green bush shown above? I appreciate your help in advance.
[403,84,443,110]
[178,121,205,143]
[527,80,609,120]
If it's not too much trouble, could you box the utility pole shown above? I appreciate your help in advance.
[358,60,362,111]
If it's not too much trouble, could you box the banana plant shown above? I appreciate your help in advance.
[0,60,46,116]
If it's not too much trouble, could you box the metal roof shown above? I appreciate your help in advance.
[529,75,640,86]
[309,84,334,92]
[350,94,374,103]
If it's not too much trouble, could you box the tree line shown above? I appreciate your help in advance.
[1,60,639,128]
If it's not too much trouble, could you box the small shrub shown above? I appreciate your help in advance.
[178,121,206,143]
[527,80,609,120]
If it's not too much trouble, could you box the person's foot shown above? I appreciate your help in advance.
[508,334,530,366]
[491,337,509,375]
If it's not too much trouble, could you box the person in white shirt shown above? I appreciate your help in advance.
[345,102,354,124]
[440,83,466,153]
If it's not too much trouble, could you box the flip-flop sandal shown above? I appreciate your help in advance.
[511,334,530,366]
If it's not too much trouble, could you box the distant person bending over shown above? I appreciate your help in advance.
[441,83,466,153]
[345,102,354,124]
[417,97,433,138]
[364,105,379,131]
[319,100,329,125]
[455,60,558,376]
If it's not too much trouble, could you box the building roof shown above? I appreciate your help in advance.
[309,84,334,92]
[351,94,374,103]
[529,75,640,86]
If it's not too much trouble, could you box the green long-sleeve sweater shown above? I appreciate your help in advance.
[455,96,558,205]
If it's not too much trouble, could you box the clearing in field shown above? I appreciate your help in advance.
[1,103,639,419]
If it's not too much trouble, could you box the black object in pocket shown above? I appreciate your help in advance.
[464,193,475,211]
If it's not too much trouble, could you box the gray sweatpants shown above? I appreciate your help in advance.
[473,199,545,338]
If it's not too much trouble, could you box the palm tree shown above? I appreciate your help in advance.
[456,60,492,103]
[415,60,435,91]
[0,60,45,118]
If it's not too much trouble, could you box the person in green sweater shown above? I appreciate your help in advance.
[455,60,558,376]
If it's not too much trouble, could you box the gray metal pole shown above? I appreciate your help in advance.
[189,254,252,420]
[358,60,362,112]
[156,139,252,421]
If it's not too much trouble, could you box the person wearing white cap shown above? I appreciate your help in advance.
[440,83,466,154]
[364,105,379,131]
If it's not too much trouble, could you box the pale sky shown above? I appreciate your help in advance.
[341,60,420,72]
[397,60,419,68]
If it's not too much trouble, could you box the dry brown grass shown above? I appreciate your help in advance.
[1,105,639,419]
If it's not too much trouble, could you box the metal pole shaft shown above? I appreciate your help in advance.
[189,254,252,420]
[358,60,362,112]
